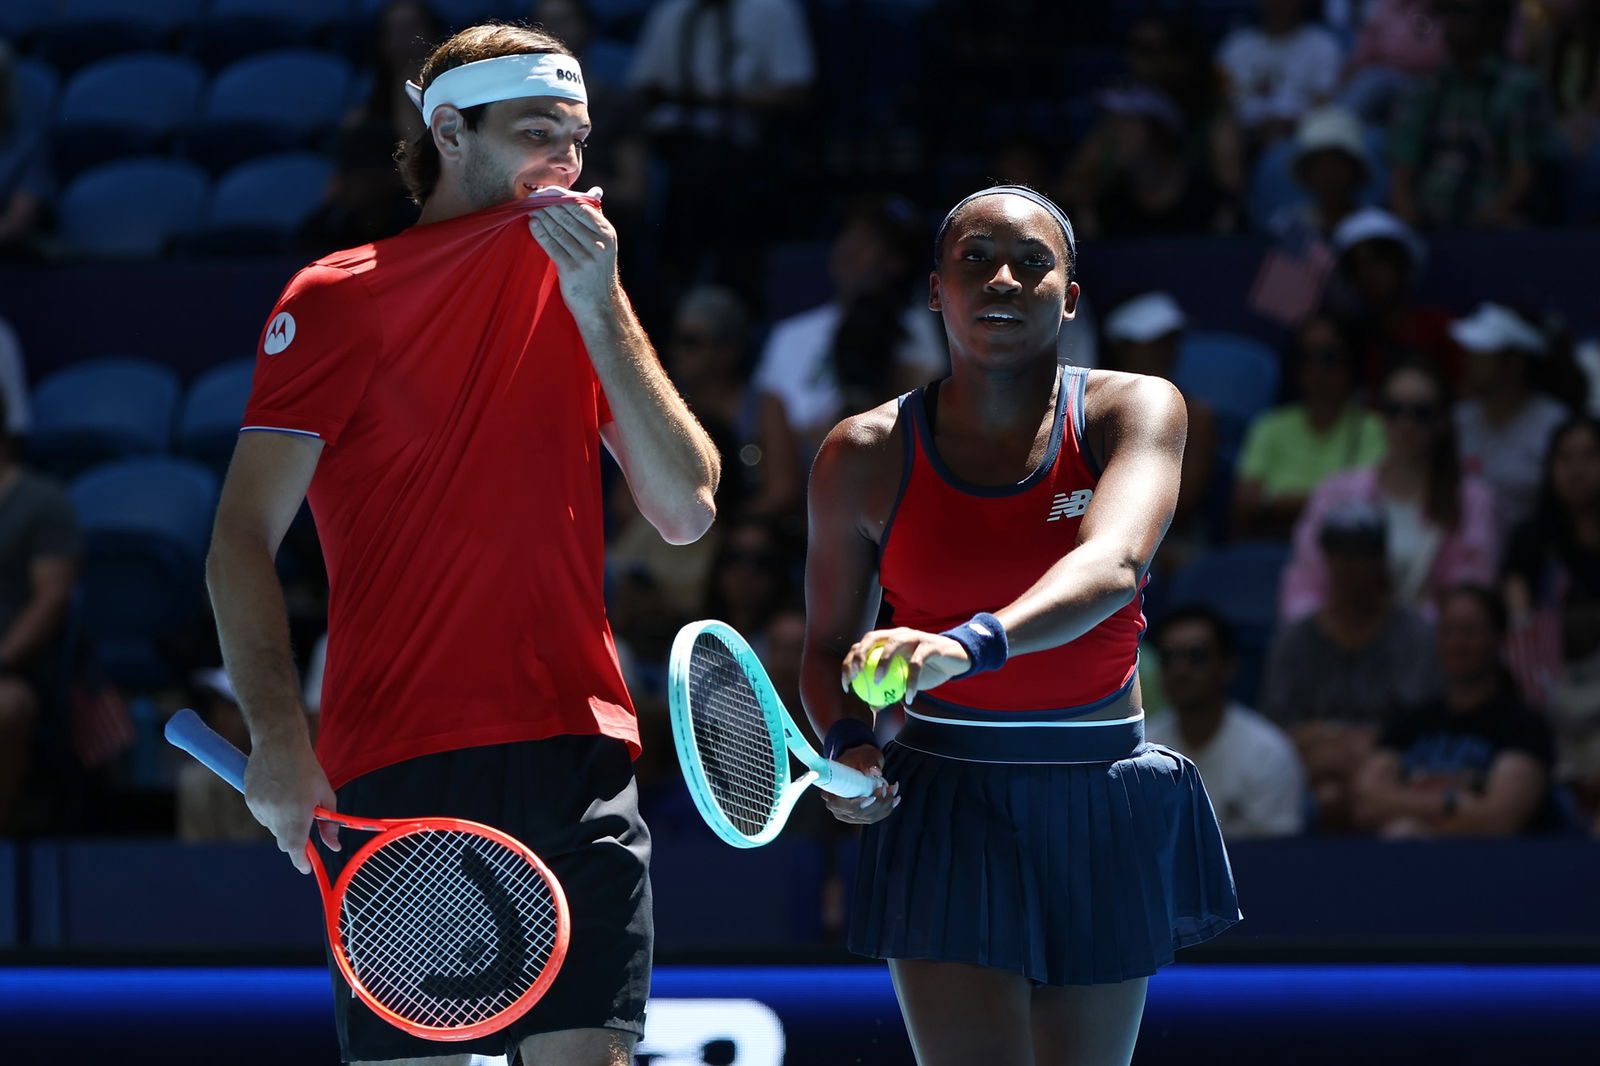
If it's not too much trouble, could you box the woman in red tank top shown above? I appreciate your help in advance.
[801,186,1239,1066]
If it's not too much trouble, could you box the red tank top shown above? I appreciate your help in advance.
[878,366,1145,715]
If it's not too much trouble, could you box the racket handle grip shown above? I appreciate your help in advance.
[165,708,248,794]
[820,759,880,799]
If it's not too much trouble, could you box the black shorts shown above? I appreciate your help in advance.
[325,735,652,1062]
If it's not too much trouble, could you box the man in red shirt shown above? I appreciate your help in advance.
[207,22,718,1066]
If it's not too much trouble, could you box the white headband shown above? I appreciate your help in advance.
[405,53,587,128]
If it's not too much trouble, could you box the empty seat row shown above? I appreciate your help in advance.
[30,356,254,481]
[57,153,331,258]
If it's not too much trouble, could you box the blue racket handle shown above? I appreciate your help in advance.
[165,707,247,794]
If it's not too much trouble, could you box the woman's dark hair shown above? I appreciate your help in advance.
[1531,415,1600,553]
[359,0,446,132]
[396,22,574,204]
[830,193,925,417]
[1382,361,1463,529]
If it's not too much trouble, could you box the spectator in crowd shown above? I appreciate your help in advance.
[296,124,420,254]
[701,514,794,656]
[1353,584,1559,836]
[176,668,274,843]
[1451,302,1572,538]
[1069,85,1229,239]
[1233,314,1386,540]
[1503,416,1600,816]
[345,0,444,150]
[1389,0,1556,229]
[1101,292,1217,548]
[753,194,946,457]
[1061,14,1244,233]
[1268,105,1374,243]
[1216,0,1345,151]
[667,285,802,520]
[0,40,50,260]
[1323,207,1461,392]
[1262,500,1441,829]
[1337,0,1447,123]
[0,390,80,831]
[0,315,32,442]
[1147,606,1307,838]
[627,0,815,307]
[1515,0,1600,155]
[1283,362,1498,621]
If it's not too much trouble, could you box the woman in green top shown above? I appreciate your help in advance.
[1232,316,1386,539]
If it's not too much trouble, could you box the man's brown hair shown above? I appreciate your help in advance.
[395,22,574,205]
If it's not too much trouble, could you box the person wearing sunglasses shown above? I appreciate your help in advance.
[1282,361,1499,621]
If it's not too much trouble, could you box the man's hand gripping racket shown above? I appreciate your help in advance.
[667,620,884,848]
[165,709,570,1041]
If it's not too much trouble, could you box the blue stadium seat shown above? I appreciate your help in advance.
[14,58,61,129]
[69,458,219,688]
[187,50,355,172]
[201,152,332,252]
[0,0,57,42]
[190,0,357,71]
[53,53,206,180]
[176,359,254,477]
[35,0,206,72]
[30,357,183,481]
[582,38,634,89]
[1173,330,1282,430]
[57,157,210,258]
[1163,540,1292,705]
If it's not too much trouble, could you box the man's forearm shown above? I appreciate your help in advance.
[206,535,310,744]
[575,286,719,540]
[0,593,70,668]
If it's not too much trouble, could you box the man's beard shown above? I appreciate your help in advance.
[460,149,513,212]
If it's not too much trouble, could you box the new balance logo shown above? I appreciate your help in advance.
[1047,489,1092,521]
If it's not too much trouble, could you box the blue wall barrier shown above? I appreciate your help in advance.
[9,836,1600,955]
[1,964,1597,1064]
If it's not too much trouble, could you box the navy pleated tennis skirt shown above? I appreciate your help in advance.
[848,729,1241,986]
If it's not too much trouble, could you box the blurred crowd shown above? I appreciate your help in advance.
[0,0,1598,863]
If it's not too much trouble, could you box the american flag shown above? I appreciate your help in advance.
[70,681,134,769]
[1248,240,1336,327]
[1506,611,1564,710]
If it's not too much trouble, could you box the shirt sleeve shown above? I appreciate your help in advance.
[241,264,381,446]
[626,0,681,91]
[1236,410,1277,482]
[24,480,82,562]
[1238,731,1307,835]
[760,0,816,88]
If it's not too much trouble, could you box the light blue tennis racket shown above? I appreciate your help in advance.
[668,619,878,848]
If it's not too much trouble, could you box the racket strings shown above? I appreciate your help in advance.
[338,830,561,1030]
[686,632,784,836]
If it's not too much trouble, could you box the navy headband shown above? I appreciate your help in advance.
[934,184,1077,266]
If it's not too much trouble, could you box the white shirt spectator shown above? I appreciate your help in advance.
[1218,22,1345,129]
[1147,701,1307,837]
[753,301,946,446]
[0,316,33,435]
[1455,394,1570,538]
[628,0,815,142]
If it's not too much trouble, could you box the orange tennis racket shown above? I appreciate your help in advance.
[165,708,570,1041]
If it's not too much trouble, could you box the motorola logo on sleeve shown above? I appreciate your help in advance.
[263,312,296,355]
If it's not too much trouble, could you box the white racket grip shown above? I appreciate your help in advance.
[817,759,879,799]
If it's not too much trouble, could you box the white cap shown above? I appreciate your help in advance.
[1104,291,1187,343]
[1294,106,1370,176]
[1331,207,1426,270]
[1449,302,1547,356]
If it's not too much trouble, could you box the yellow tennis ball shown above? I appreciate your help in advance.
[852,646,908,706]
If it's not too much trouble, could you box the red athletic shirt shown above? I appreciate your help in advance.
[878,366,1146,714]
[243,195,636,788]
